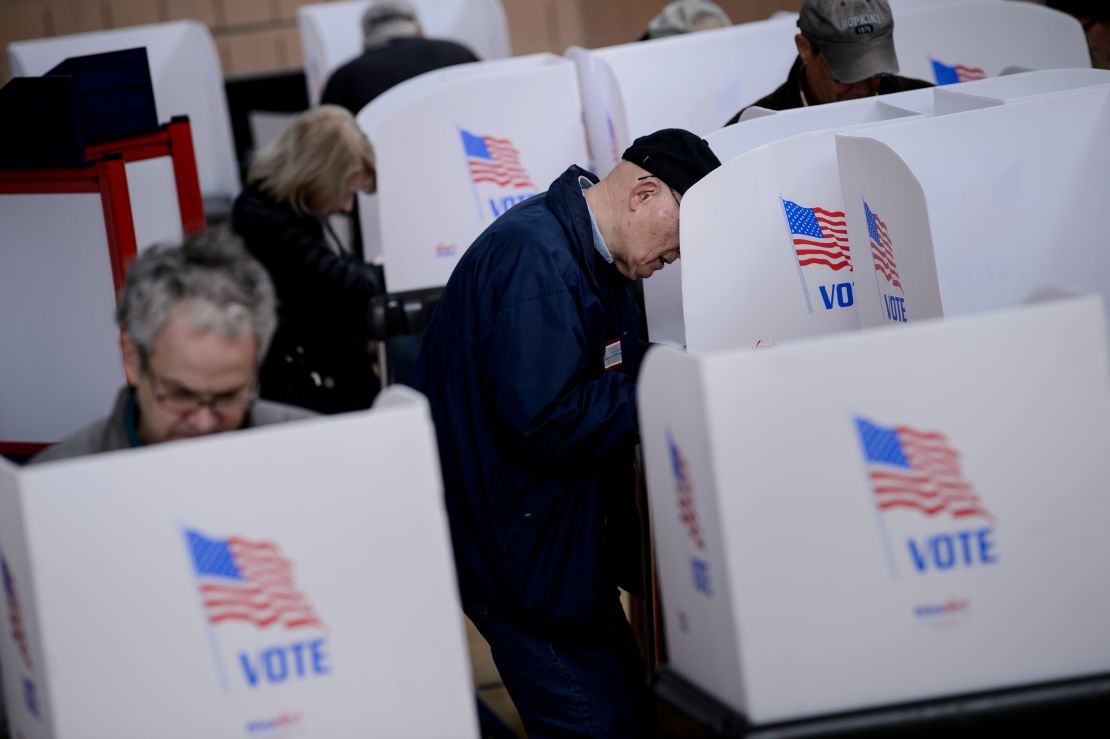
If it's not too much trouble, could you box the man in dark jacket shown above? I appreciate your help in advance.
[320,0,479,115]
[410,129,720,737]
[725,0,932,125]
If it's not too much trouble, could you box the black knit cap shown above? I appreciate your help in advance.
[621,128,721,195]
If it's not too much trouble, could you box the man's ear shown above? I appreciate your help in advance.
[795,33,814,63]
[121,332,142,387]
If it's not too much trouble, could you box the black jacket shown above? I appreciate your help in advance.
[725,56,934,125]
[321,37,479,115]
[410,167,647,626]
[232,184,384,414]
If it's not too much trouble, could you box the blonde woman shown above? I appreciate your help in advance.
[231,105,383,414]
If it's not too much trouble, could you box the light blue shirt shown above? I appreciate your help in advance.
[579,175,613,264]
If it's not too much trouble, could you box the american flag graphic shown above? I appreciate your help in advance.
[185,530,323,631]
[782,199,852,271]
[459,129,535,189]
[668,433,705,550]
[931,59,987,85]
[855,417,993,521]
[865,200,901,291]
[2,553,32,671]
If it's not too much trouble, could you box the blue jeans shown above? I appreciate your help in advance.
[471,598,649,738]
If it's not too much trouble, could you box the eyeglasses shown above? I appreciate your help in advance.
[142,366,257,415]
[637,175,681,206]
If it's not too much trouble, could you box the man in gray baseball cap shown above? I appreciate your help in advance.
[725,0,931,124]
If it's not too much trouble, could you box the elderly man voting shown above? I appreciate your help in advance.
[411,129,721,738]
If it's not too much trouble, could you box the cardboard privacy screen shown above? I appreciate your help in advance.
[298,0,511,105]
[837,84,1110,338]
[0,388,477,738]
[639,294,1110,724]
[359,54,588,292]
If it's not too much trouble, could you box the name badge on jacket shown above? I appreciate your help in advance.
[604,337,622,372]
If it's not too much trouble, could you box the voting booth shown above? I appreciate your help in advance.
[652,99,927,350]
[893,0,1089,85]
[836,84,1110,339]
[639,294,1110,725]
[0,387,479,738]
[357,53,588,292]
[661,70,1110,351]
[9,21,241,210]
[568,15,798,177]
[298,0,511,105]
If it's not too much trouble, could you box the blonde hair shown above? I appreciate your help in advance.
[248,105,377,214]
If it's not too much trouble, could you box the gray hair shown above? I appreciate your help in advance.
[116,228,277,365]
[645,0,731,40]
[362,0,421,49]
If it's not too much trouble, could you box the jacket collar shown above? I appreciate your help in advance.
[545,165,627,295]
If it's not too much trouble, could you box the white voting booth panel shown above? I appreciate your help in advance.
[0,388,478,739]
[664,70,1110,350]
[126,157,185,252]
[649,99,925,349]
[356,52,559,266]
[359,54,588,292]
[9,21,241,204]
[836,85,1110,337]
[894,1,1089,86]
[708,97,931,163]
[639,295,1110,724]
[676,128,916,352]
[709,69,1110,165]
[299,0,511,105]
[0,194,125,444]
[569,15,798,177]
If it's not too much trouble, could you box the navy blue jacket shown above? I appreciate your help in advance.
[410,166,647,626]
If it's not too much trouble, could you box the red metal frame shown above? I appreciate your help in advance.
[0,160,137,457]
[85,117,206,236]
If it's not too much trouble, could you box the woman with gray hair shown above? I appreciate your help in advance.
[232,105,384,415]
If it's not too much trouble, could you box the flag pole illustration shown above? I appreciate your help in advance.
[781,197,852,314]
[780,196,814,314]
[459,127,487,222]
[183,527,324,691]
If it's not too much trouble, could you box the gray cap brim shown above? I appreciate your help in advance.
[820,36,899,83]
